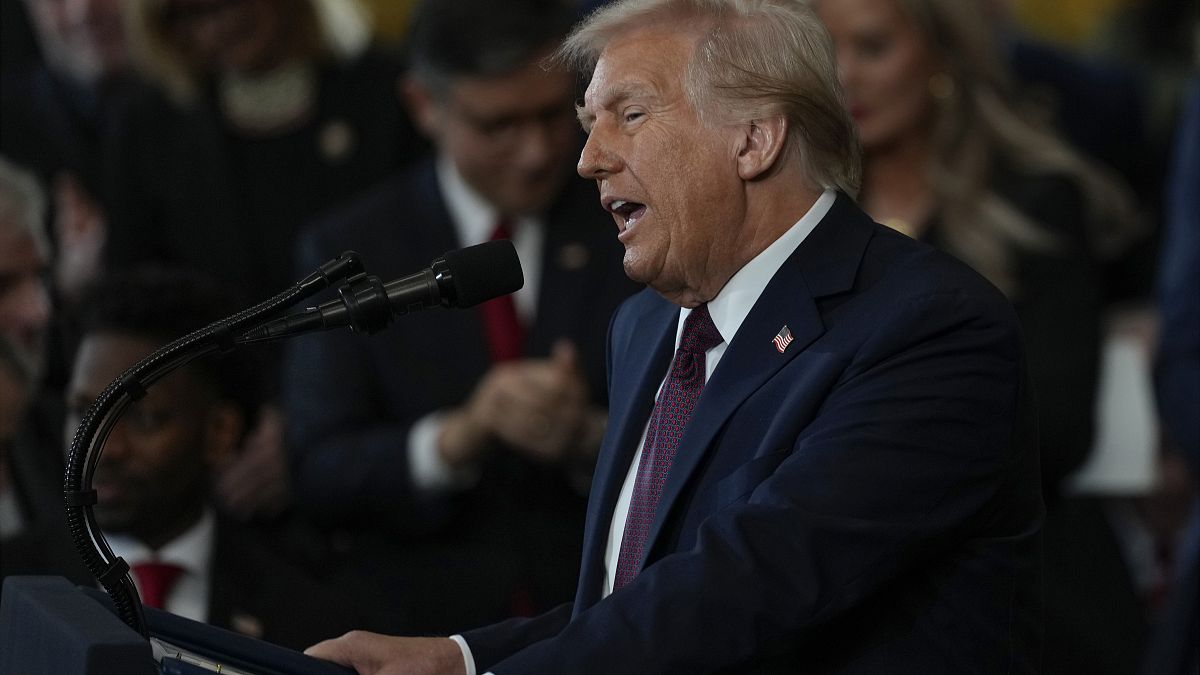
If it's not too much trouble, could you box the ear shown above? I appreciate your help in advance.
[401,76,444,140]
[202,402,245,469]
[735,116,788,181]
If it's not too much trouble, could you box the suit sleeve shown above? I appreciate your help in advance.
[485,286,1038,673]
[282,228,454,531]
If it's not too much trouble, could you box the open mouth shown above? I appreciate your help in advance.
[609,199,647,231]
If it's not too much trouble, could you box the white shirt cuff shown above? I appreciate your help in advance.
[408,412,480,492]
[448,634,477,675]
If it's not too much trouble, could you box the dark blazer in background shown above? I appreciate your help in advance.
[103,51,426,304]
[463,194,1044,674]
[284,158,640,634]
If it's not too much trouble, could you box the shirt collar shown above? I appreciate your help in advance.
[107,508,215,581]
[436,153,541,246]
[676,189,837,347]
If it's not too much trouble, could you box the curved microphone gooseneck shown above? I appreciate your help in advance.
[62,252,366,637]
[64,241,523,637]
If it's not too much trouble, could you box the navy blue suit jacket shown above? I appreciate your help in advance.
[463,194,1043,673]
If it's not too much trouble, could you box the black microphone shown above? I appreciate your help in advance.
[245,240,524,340]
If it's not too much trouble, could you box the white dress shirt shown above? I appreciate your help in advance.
[407,154,546,492]
[106,508,216,623]
[455,189,835,675]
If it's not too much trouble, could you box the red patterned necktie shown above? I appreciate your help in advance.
[614,303,723,589]
[131,561,186,609]
[479,219,525,363]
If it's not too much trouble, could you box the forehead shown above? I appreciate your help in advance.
[71,333,157,391]
[583,27,697,107]
[69,332,200,396]
[818,0,908,34]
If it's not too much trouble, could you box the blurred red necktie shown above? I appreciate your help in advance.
[132,561,186,609]
[479,220,525,362]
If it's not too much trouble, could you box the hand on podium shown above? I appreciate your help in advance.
[306,632,466,675]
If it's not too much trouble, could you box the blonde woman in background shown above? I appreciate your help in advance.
[813,1,1151,672]
[814,0,1141,493]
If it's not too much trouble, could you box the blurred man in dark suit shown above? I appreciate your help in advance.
[284,0,639,636]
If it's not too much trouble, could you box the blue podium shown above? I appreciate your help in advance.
[0,576,355,675]
[0,576,156,674]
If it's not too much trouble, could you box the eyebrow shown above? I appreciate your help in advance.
[576,81,660,130]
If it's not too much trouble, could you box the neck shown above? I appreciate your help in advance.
[666,180,822,307]
[138,502,205,553]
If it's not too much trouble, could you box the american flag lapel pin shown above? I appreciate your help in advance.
[772,325,794,353]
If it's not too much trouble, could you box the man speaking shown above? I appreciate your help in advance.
[308,0,1043,672]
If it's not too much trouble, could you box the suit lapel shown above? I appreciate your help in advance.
[641,193,875,564]
[576,295,677,605]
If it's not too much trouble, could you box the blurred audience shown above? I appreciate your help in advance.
[2,266,364,648]
[107,0,425,303]
[0,157,60,540]
[0,336,41,539]
[813,0,1153,672]
[1006,0,1198,302]
[283,0,639,634]
[0,0,135,306]
[103,0,430,523]
[814,0,1141,494]
[1089,0,1196,164]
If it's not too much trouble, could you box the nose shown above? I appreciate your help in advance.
[90,417,132,465]
[1,276,51,353]
[577,123,621,180]
[13,277,51,334]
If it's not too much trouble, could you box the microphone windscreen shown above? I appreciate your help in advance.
[442,240,525,308]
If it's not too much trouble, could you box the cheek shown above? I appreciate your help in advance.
[448,131,506,175]
[138,427,205,475]
[857,55,935,144]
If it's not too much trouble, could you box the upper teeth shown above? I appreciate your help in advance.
[612,200,628,212]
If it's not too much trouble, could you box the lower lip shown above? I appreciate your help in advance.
[617,207,647,243]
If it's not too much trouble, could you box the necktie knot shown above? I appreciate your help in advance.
[679,304,722,355]
[131,561,185,609]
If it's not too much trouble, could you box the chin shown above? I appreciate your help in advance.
[94,511,135,534]
[621,251,656,285]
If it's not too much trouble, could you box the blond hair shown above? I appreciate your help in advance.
[560,0,861,193]
[883,0,1141,295]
